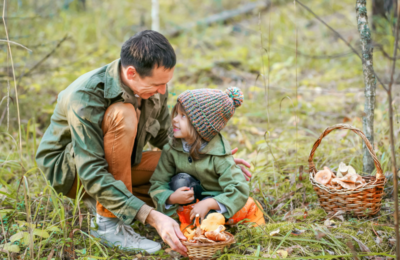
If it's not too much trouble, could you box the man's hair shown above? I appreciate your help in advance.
[120,30,176,77]
[171,102,204,160]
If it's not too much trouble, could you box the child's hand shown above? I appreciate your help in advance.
[190,198,220,222]
[167,187,194,205]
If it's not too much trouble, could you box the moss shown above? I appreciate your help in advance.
[358,6,367,16]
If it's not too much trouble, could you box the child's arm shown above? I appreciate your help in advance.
[190,198,221,221]
[211,155,250,218]
[149,145,180,216]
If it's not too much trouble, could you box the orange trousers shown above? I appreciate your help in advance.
[178,197,266,231]
[66,102,161,217]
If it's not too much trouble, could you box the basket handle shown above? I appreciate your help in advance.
[308,124,384,179]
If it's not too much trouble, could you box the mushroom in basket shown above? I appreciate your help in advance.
[314,162,367,190]
[183,213,228,243]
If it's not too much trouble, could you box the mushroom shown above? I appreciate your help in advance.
[193,235,215,243]
[205,225,227,242]
[194,214,204,236]
[337,162,348,177]
[315,167,334,185]
[331,178,356,189]
[200,213,226,232]
[184,227,196,241]
[338,162,357,177]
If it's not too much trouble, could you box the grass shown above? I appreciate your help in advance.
[1,0,400,259]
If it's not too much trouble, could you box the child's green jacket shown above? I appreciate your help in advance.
[149,133,249,219]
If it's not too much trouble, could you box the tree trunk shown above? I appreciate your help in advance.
[151,0,160,32]
[356,0,376,174]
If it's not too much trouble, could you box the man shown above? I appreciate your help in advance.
[36,30,251,255]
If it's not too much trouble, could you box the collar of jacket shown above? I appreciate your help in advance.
[103,59,161,109]
[170,133,231,156]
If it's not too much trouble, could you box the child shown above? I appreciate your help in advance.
[149,87,265,230]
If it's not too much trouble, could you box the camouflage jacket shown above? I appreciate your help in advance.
[36,59,171,224]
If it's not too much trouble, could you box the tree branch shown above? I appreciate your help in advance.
[387,0,400,258]
[19,34,69,80]
[295,0,389,92]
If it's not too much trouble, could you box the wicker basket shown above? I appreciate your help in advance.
[309,124,386,217]
[182,232,235,260]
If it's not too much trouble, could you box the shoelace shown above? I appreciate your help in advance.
[115,221,144,247]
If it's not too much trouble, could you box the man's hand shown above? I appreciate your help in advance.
[167,187,194,205]
[146,210,188,256]
[231,147,252,181]
[190,198,219,222]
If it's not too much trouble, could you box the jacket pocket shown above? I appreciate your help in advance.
[145,118,160,138]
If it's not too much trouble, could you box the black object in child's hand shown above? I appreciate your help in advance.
[169,173,205,205]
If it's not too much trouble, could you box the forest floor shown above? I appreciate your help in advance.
[1,0,400,259]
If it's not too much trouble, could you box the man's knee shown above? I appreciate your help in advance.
[102,102,138,134]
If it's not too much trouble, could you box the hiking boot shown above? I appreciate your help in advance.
[90,214,161,254]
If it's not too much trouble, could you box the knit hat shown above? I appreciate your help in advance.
[177,87,244,142]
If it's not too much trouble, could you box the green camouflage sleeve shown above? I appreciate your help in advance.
[149,144,177,216]
[67,88,145,224]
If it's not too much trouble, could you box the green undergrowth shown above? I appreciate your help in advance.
[1,0,400,259]
[227,221,395,257]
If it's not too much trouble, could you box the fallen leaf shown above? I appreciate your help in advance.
[282,211,302,221]
[277,250,288,258]
[269,228,280,236]
[273,203,285,213]
[329,210,345,222]
[290,173,296,186]
[324,219,337,228]
[374,236,382,245]
[351,235,371,252]
[326,249,335,255]
[316,231,326,240]
[291,229,305,236]
[286,245,301,254]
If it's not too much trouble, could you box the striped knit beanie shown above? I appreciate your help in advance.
[177,87,244,142]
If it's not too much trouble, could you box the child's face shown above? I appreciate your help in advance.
[172,109,191,141]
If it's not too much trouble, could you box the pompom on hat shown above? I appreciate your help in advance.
[177,87,244,141]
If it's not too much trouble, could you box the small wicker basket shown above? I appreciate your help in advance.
[309,124,386,217]
[182,232,235,260]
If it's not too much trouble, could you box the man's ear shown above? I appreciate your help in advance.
[126,66,137,80]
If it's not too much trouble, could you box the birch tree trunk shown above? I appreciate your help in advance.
[151,0,160,31]
[356,0,376,174]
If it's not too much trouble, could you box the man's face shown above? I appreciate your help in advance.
[122,65,175,99]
